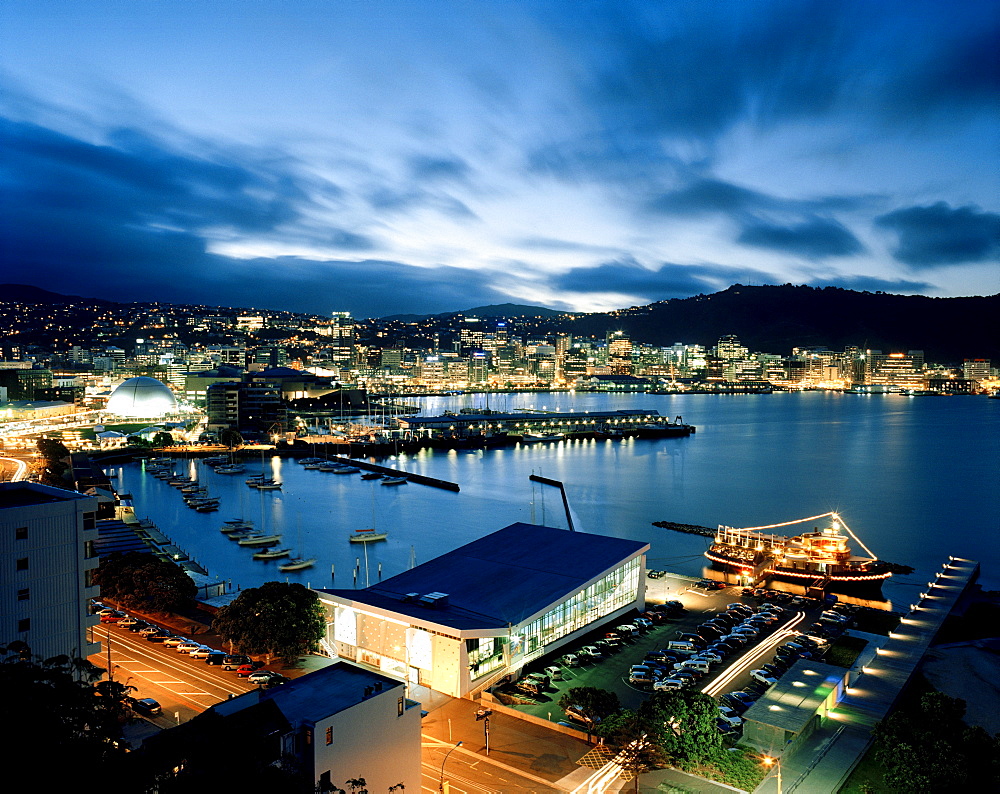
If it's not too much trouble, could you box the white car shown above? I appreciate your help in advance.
[750,669,779,686]
[189,646,216,659]
[176,641,202,653]
[162,636,189,648]
[653,678,686,691]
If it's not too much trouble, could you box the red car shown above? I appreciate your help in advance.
[235,662,266,677]
[99,611,124,623]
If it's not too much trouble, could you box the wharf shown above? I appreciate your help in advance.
[326,456,460,492]
[652,519,715,537]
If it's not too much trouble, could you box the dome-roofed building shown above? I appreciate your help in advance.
[105,377,177,418]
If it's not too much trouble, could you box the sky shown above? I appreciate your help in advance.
[1,0,998,318]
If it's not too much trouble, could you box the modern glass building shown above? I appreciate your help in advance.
[316,523,648,698]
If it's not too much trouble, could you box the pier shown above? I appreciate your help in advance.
[326,456,460,492]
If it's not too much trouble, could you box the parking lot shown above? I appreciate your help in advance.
[497,573,865,738]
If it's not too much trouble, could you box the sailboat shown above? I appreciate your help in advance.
[350,483,388,543]
[279,516,315,572]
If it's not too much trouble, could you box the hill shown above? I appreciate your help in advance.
[561,285,999,364]
[382,302,571,321]
[0,284,112,305]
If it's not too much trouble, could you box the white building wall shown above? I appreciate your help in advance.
[315,686,422,793]
[0,484,100,660]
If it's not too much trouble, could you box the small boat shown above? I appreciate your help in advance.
[522,433,565,443]
[360,471,383,480]
[215,464,245,474]
[303,462,324,470]
[195,503,219,512]
[317,462,343,472]
[278,557,316,572]
[253,547,291,560]
[253,479,282,490]
[349,528,388,543]
[237,533,283,547]
[381,476,408,486]
[331,466,359,475]
[221,519,254,533]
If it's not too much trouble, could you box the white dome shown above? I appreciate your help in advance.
[106,377,177,418]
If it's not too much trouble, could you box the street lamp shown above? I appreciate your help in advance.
[761,755,781,794]
[438,740,463,792]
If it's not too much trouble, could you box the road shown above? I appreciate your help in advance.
[88,622,255,726]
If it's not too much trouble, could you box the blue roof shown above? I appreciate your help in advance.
[321,522,647,631]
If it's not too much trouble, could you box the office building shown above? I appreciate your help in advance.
[0,481,100,660]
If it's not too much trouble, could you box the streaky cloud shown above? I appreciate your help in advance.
[875,202,1000,267]
[738,216,864,259]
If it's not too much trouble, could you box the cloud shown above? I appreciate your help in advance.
[875,202,1000,267]
[551,259,776,302]
[738,217,864,259]
[408,155,471,182]
[648,178,774,217]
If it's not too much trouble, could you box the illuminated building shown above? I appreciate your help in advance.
[318,523,648,698]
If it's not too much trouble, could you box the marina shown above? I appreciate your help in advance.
[102,391,999,600]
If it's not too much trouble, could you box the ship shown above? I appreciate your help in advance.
[704,512,894,588]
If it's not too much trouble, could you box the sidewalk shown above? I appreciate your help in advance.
[420,693,620,791]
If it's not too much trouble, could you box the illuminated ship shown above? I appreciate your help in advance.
[705,512,894,587]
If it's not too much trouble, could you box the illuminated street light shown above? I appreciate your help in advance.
[439,740,463,792]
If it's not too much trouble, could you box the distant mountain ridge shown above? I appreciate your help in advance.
[564,285,999,363]
[0,283,112,305]
[382,302,571,321]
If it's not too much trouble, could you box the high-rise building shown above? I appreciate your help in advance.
[0,482,100,660]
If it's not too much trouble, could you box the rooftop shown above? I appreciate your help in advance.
[213,661,404,723]
[0,481,92,509]
[320,522,648,631]
[742,659,846,733]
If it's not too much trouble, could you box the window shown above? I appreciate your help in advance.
[18,619,30,632]
[325,726,333,745]
[85,568,97,588]
[15,526,27,540]
[84,540,96,559]
[17,588,29,601]
[83,513,96,530]
[398,696,404,717]
[16,558,28,571]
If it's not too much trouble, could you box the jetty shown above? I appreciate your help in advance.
[324,456,460,492]
[652,520,715,537]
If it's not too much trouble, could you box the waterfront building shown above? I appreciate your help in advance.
[0,481,100,660]
[317,523,648,698]
[206,375,287,440]
[963,358,991,384]
[104,376,178,418]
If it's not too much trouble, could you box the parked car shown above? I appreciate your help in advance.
[163,636,189,648]
[578,645,603,658]
[236,662,267,676]
[750,669,779,686]
[127,621,152,633]
[249,670,280,685]
[653,678,686,691]
[127,697,162,717]
[144,631,170,643]
[633,617,653,630]
[99,611,124,623]
[189,646,216,659]
[222,654,251,670]
[138,625,162,636]
[117,616,139,628]
[561,653,580,667]
[204,651,227,665]
[176,641,203,653]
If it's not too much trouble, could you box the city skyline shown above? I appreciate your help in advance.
[2,0,998,317]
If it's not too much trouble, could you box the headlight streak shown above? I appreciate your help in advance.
[702,610,806,697]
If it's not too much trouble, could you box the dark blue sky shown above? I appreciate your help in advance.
[2,0,998,316]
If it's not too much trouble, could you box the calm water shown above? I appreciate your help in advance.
[104,392,1000,603]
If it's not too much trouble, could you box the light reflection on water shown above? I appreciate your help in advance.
[106,392,1000,600]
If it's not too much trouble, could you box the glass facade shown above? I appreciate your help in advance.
[514,556,641,660]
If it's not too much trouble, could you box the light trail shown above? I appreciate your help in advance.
[701,610,806,697]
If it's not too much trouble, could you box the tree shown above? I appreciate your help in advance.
[212,581,326,663]
[35,437,71,487]
[872,690,1000,792]
[152,431,174,448]
[558,686,620,742]
[218,428,244,449]
[640,689,723,764]
[94,551,198,613]
[596,709,667,792]
[0,642,141,790]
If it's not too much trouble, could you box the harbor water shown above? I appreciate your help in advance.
[103,391,1000,603]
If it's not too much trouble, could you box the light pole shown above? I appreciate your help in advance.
[476,708,493,756]
[762,755,781,794]
[438,740,463,792]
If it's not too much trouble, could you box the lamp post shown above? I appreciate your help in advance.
[439,740,463,792]
[476,708,493,756]
[761,755,781,794]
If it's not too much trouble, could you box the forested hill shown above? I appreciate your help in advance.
[560,285,999,364]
